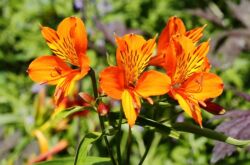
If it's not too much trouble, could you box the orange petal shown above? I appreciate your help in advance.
[115,34,156,84]
[122,90,138,127]
[135,70,171,98]
[172,34,195,56]
[183,41,210,77]
[27,56,72,85]
[158,16,186,54]
[172,36,209,83]
[182,72,224,101]
[54,70,86,106]
[203,57,211,72]
[99,66,125,99]
[57,16,88,67]
[41,17,88,67]
[163,40,176,77]
[173,91,202,126]
[186,25,206,43]
[148,54,165,67]
[115,33,156,67]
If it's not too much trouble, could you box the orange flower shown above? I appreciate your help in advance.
[27,17,89,105]
[100,34,171,126]
[165,34,223,126]
[150,16,206,67]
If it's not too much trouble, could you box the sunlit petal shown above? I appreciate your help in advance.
[41,17,88,67]
[157,16,186,54]
[122,90,137,127]
[27,56,72,85]
[57,16,88,67]
[173,91,203,126]
[54,70,85,106]
[115,34,156,85]
[185,25,206,43]
[135,70,171,97]
[182,72,224,101]
[99,66,125,99]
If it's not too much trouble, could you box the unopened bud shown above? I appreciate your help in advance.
[79,92,94,104]
[97,102,110,116]
[200,100,225,115]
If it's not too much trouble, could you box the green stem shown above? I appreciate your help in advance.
[116,107,123,164]
[126,126,132,165]
[172,122,250,146]
[138,116,250,147]
[109,112,250,147]
[89,68,117,165]
[139,106,158,164]
[89,68,98,99]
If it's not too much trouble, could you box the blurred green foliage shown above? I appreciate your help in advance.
[0,0,250,164]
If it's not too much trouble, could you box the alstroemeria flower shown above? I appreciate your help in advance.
[27,17,89,105]
[165,35,223,126]
[100,34,171,126]
[150,16,206,67]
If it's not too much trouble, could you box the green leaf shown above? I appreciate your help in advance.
[36,156,111,165]
[36,157,74,165]
[0,114,21,125]
[74,132,102,165]
[106,52,115,66]
[82,156,111,165]
[52,106,94,122]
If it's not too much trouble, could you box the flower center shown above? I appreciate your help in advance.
[172,83,181,89]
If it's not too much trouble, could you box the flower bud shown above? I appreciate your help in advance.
[200,100,225,115]
[97,102,110,116]
[79,92,94,104]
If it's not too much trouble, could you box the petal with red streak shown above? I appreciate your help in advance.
[182,72,224,101]
[158,16,186,54]
[27,56,72,85]
[54,70,85,106]
[57,16,88,67]
[172,91,203,127]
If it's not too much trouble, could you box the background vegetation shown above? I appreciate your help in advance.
[1,0,250,164]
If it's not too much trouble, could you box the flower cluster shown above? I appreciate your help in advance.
[27,16,224,127]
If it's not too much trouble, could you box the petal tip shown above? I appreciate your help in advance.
[219,109,226,115]
[128,120,135,127]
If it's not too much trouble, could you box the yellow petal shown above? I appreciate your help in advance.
[33,130,49,154]
[122,90,137,127]
[185,25,206,43]
[173,91,203,127]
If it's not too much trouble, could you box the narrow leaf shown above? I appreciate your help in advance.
[0,114,22,125]
[52,106,86,121]
[36,156,111,165]
[36,157,74,165]
[74,132,102,165]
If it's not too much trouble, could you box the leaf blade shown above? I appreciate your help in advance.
[74,132,102,165]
